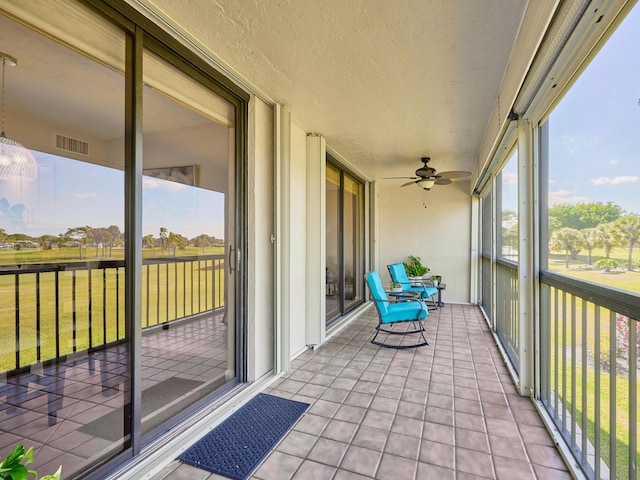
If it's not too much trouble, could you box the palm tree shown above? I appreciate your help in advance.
[160,227,169,256]
[596,223,616,259]
[549,227,582,268]
[612,214,640,271]
[580,228,600,265]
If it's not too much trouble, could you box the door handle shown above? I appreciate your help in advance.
[229,245,236,274]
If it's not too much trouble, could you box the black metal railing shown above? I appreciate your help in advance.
[0,255,224,375]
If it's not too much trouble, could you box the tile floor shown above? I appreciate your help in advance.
[0,311,228,477]
[154,303,573,480]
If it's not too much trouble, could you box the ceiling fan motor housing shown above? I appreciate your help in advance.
[415,157,436,178]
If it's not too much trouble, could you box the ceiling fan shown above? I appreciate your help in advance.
[385,157,471,190]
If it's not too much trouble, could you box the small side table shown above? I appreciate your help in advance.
[435,283,446,307]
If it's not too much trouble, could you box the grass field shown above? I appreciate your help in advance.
[0,245,223,265]
[557,361,637,479]
[549,299,639,478]
[548,245,640,294]
[546,246,639,478]
[0,246,225,371]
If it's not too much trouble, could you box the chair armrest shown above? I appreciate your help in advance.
[372,298,408,305]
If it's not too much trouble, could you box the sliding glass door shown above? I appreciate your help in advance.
[326,160,365,327]
[140,49,237,436]
[0,1,247,477]
[0,5,129,476]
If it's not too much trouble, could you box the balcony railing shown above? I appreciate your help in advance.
[540,271,639,480]
[0,255,224,375]
[496,258,519,371]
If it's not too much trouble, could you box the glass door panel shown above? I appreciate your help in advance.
[141,50,236,436]
[343,174,363,311]
[325,162,365,326]
[0,7,128,478]
[326,165,340,320]
[480,187,493,322]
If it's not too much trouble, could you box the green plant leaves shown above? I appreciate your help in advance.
[0,444,60,480]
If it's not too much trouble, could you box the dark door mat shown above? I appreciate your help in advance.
[178,393,309,480]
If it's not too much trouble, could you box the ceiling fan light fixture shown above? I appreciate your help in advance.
[416,178,435,190]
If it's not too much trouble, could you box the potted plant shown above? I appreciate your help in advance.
[430,275,441,287]
[0,443,61,480]
[403,255,429,279]
[389,280,403,293]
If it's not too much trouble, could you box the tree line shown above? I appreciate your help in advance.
[547,202,640,270]
[0,226,223,259]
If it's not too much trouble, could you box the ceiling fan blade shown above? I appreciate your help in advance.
[383,176,418,180]
[437,170,472,180]
[434,178,452,186]
[400,180,417,187]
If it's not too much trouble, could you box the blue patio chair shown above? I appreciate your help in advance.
[387,262,438,308]
[365,270,429,349]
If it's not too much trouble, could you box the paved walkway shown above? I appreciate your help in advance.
[153,303,572,479]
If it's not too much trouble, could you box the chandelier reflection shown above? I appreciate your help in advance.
[0,53,37,181]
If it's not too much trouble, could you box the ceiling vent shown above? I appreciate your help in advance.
[55,134,89,156]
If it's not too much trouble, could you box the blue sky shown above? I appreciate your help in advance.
[547,4,640,215]
[0,152,225,239]
[497,5,639,217]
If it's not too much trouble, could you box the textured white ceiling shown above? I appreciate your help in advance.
[145,0,528,179]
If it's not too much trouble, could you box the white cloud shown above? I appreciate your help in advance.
[502,171,517,185]
[548,190,591,206]
[165,181,186,192]
[143,176,186,191]
[143,177,161,189]
[591,176,638,186]
[74,193,97,199]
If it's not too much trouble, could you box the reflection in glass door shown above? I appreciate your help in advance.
[141,50,236,436]
[343,174,364,312]
[326,165,340,320]
[0,6,129,478]
[325,161,365,326]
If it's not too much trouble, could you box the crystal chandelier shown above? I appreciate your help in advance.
[0,53,37,181]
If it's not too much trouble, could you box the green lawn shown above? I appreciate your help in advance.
[546,247,639,479]
[554,360,638,479]
[0,245,223,265]
[548,245,640,295]
[0,246,225,371]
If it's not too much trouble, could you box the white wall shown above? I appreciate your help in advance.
[288,123,308,357]
[248,96,275,380]
[378,180,472,304]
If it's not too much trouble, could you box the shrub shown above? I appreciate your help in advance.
[594,258,620,272]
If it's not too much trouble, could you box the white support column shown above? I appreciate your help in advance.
[370,181,379,273]
[274,104,291,373]
[306,134,326,347]
[518,119,535,396]
[470,195,480,304]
